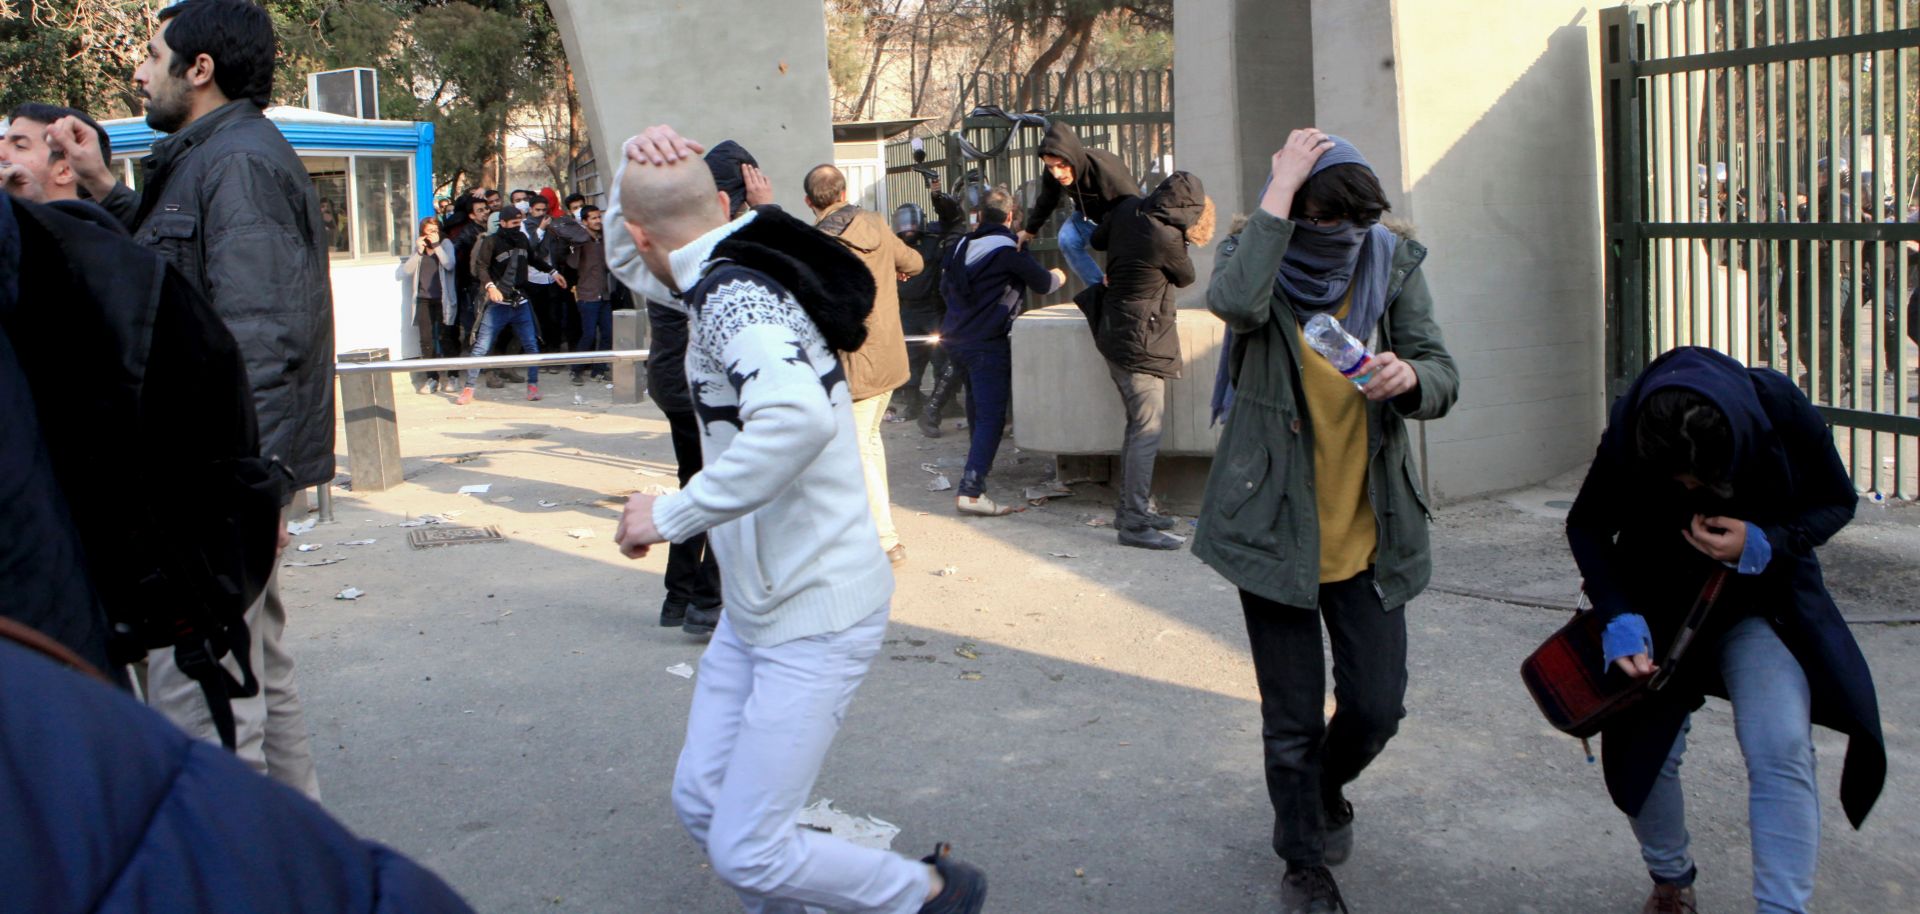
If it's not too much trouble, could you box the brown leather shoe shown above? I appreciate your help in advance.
[886,544,907,566]
[1641,883,1697,914]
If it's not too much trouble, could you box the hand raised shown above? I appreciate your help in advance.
[624,125,706,166]
[743,164,774,207]
[1259,128,1334,218]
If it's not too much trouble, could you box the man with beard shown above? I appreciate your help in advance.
[456,206,544,404]
[48,0,330,799]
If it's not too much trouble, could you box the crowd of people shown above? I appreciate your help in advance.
[0,2,1894,914]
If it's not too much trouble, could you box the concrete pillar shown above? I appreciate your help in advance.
[547,1,835,214]
[611,308,645,405]
[337,348,403,492]
[1173,0,1316,305]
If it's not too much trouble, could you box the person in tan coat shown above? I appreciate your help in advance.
[806,164,923,565]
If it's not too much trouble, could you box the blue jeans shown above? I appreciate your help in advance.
[575,299,611,375]
[1056,211,1103,286]
[466,300,540,388]
[947,340,1011,498]
[1630,615,1819,913]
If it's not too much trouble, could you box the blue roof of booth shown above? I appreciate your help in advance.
[103,105,433,156]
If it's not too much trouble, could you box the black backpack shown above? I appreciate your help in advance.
[1,198,285,749]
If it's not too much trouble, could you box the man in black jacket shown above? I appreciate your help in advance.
[892,190,965,419]
[50,0,326,799]
[1078,172,1213,550]
[457,208,546,404]
[1015,121,1139,286]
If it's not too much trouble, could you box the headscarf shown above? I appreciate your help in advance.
[1212,136,1398,424]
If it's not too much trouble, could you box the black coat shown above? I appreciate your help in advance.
[646,299,692,414]
[1566,347,1884,828]
[897,191,966,315]
[1075,172,1204,379]
[99,101,336,490]
[1022,122,1139,235]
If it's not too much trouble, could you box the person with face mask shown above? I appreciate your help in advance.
[1195,130,1457,914]
[456,207,544,404]
[892,188,965,420]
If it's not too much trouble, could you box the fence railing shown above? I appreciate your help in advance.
[885,68,1174,309]
[1602,0,1920,499]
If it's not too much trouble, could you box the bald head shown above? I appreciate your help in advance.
[804,164,846,212]
[620,156,731,291]
[621,156,728,242]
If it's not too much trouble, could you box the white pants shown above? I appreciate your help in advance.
[144,523,321,801]
[850,393,899,551]
[673,605,928,914]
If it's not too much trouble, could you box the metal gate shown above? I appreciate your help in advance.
[1602,1,1920,499]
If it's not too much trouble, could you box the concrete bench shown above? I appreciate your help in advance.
[1009,305,1226,511]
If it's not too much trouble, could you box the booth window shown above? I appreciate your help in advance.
[355,156,412,260]
[306,156,353,259]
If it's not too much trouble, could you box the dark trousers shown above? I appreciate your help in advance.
[947,340,1011,498]
[1106,363,1165,529]
[1240,571,1408,868]
[527,282,567,350]
[575,299,611,376]
[899,306,946,406]
[663,408,722,610]
[412,296,461,388]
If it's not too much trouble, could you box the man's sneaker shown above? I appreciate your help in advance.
[571,372,585,386]
[887,544,908,566]
[527,384,542,401]
[1282,865,1348,914]
[917,843,987,914]
[1324,798,1354,865]
[683,605,720,636]
[484,371,506,389]
[956,494,1020,517]
[659,602,687,628]
[1118,527,1182,550]
[454,387,475,406]
[1641,883,1697,914]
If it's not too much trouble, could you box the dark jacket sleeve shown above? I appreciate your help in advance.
[1754,373,1857,557]
[1024,176,1063,235]
[1381,259,1458,421]
[98,183,140,230]
[930,191,964,229]
[1090,212,1114,252]
[198,154,321,466]
[1566,417,1635,623]
[1007,249,1059,293]
[1159,223,1195,288]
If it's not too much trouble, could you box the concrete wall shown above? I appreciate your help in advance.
[1387,2,1609,498]
[546,1,834,215]
[1170,0,1608,501]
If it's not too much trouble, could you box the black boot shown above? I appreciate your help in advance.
[921,366,962,438]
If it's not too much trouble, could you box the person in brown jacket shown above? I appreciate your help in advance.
[805,164,922,566]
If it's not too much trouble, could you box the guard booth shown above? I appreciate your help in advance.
[102,107,437,360]
[833,118,931,215]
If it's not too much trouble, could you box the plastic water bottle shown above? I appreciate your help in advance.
[1303,313,1376,390]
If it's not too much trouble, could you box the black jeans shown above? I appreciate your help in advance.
[1241,571,1408,868]
[946,340,1011,498]
[663,409,721,610]
[900,306,946,403]
[412,296,461,388]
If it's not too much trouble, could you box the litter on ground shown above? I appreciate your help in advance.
[794,800,900,851]
[457,484,491,495]
[665,663,694,679]
[335,586,366,600]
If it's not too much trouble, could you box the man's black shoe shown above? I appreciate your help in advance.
[682,605,720,636]
[571,372,585,386]
[484,371,506,389]
[917,843,987,914]
[1144,513,1179,531]
[1324,798,1355,866]
[917,411,943,438]
[659,602,687,628]
[1118,526,1182,550]
[1282,865,1348,914]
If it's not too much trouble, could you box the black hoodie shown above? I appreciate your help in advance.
[1024,122,1140,235]
[1076,171,1206,378]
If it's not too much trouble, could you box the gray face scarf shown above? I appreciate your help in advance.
[1268,136,1397,340]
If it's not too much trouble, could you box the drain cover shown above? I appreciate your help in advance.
[409,525,506,549]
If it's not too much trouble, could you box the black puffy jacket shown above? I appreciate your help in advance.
[1075,172,1205,379]
[100,101,336,490]
[1023,122,1139,235]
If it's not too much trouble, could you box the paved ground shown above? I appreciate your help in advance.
[286,379,1920,913]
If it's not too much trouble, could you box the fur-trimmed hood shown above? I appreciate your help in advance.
[708,206,875,354]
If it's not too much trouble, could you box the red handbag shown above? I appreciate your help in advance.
[1520,569,1730,750]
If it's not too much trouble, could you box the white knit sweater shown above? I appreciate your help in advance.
[613,207,894,646]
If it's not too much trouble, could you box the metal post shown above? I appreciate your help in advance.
[315,483,335,523]
[337,347,404,493]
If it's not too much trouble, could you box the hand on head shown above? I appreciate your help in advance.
[44,115,114,200]
[1260,128,1335,218]
[624,126,706,167]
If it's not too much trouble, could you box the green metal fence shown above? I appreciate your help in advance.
[885,68,1174,308]
[1602,0,1920,499]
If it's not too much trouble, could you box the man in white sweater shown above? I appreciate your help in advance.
[610,126,988,914]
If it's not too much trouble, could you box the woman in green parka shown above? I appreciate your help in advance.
[1193,128,1458,914]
